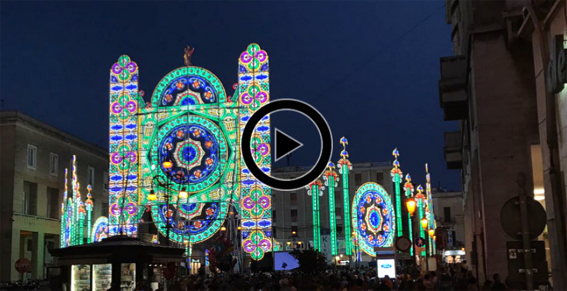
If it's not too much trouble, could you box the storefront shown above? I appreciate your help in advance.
[442,249,466,264]
[50,235,184,291]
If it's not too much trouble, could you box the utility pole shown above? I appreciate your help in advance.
[517,173,533,290]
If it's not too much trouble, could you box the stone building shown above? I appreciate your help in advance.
[440,0,567,288]
[431,188,465,264]
[271,161,393,262]
[0,111,109,281]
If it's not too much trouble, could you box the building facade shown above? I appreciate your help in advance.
[0,111,109,281]
[440,0,567,288]
[271,162,393,262]
[431,188,465,264]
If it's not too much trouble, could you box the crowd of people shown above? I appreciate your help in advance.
[135,263,520,291]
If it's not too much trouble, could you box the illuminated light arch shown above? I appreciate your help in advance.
[352,182,395,256]
[92,216,109,243]
[138,61,239,245]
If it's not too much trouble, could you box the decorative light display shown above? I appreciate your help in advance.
[352,182,395,256]
[415,185,426,256]
[337,137,353,256]
[86,186,93,243]
[92,217,109,243]
[425,164,437,255]
[137,56,239,246]
[238,43,274,260]
[109,55,140,237]
[323,162,339,256]
[403,174,415,256]
[60,156,94,248]
[391,148,403,238]
[104,44,275,260]
[307,179,324,251]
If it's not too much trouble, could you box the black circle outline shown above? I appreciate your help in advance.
[241,99,333,191]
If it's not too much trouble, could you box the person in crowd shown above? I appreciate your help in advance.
[491,274,507,290]
[482,279,493,290]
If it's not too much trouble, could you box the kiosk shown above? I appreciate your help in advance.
[50,236,184,290]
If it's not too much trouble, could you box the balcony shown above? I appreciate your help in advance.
[444,131,463,169]
[439,56,468,121]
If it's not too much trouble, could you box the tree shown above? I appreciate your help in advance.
[290,249,327,273]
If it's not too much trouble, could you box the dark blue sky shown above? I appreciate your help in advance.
[1,1,460,190]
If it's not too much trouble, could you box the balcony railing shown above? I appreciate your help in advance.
[444,131,463,169]
[439,55,468,120]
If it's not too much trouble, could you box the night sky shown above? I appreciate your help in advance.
[1,1,460,191]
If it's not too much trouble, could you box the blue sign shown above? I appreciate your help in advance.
[414,236,426,248]
[381,264,392,268]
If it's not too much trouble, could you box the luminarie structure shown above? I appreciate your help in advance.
[352,182,395,256]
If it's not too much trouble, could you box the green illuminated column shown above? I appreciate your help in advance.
[338,137,353,256]
[324,163,339,256]
[425,164,437,255]
[307,180,324,251]
[416,185,426,257]
[391,148,403,238]
[86,185,93,244]
[79,207,85,245]
[403,174,414,256]
[60,169,68,248]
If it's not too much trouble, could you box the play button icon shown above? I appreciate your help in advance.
[241,99,333,190]
[274,128,304,162]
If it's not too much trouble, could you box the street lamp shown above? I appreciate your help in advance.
[428,228,435,238]
[406,197,416,216]
[179,187,188,200]
[421,217,428,230]
[148,189,157,201]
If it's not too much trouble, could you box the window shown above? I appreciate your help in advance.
[88,166,95,187]
[337,226,343,234]
[23,181,38,215]
[103,171,109,190]
[27,145,37,170]
[272,211,277,223]
[355,173,362,185]
[46,187,59,219]
[291,210,298,222]
[49,153,58,176]
[290,193,297,205]
[101,202,109,217]
[376,172,384,184]
[335,207,342,220]
[444,207,452,222]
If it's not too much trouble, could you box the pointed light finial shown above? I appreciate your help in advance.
[425,163,429,173]
[327,161,335,169]
[340,136,348,147]
[405,174,412,182]
[392,148,399,159]
[416,185,424,196]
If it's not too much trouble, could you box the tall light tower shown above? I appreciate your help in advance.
[307,179,325,251]
[391,148,403,238]
[337,137,353,256]
[323,162,339,256]
[415,185,427,257]
[425,164,437,255]
[403,174,415,256]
